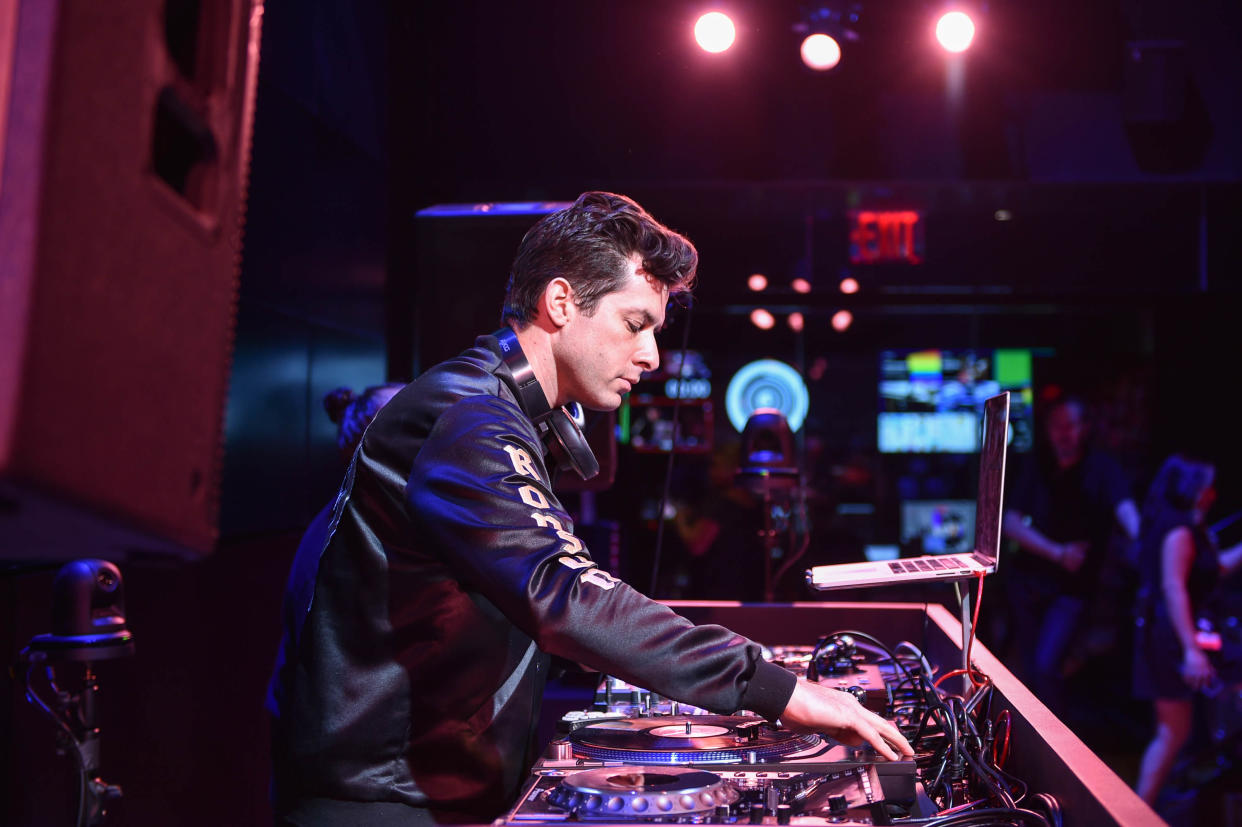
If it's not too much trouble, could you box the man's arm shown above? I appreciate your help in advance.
[406,396,912,759]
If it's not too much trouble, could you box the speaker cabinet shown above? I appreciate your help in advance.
[0,0,264,560]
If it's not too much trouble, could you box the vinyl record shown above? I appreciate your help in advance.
[566,715,822,764]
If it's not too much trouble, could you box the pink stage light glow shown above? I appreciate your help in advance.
[695,12,736,53]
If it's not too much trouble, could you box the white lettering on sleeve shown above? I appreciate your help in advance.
[503,445,541,481]
[518,484,550,509]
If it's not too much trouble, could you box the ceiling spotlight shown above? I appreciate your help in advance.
[839,276,860,294]
[750,308,776,330]
[747,273,769,291]
[695,11,736,53]
[831,309,853,332]
[793,4,861,71]
[800,33,841,70]
[788,312,806,332]
[791,277,812,293]
[935,10,975,53]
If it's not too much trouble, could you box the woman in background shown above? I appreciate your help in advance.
[1132,454,1242,806]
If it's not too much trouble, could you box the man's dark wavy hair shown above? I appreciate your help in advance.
[501,191,698,325]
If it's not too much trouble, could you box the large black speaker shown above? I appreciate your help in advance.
[0,0,264,560]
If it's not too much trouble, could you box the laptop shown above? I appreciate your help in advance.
[806,391,1009,591]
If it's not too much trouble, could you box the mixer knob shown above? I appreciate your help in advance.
[828,794,847,816]
[776,804,791,825]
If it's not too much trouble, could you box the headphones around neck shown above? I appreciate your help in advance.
[493,327,600,482]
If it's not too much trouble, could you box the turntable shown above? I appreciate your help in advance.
[502,715,893,825]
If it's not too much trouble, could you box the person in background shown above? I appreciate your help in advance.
[1132,454,1242,807]
[1001,392,1140,716]
[323,382,406,463]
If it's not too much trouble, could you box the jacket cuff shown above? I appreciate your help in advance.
[742,658,798,722]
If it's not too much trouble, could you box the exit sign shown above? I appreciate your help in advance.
[849,210,923,264]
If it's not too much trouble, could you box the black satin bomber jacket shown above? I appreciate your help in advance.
[267,333,797,821]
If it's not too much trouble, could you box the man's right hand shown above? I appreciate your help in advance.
[1057,540,1089,572]
[778,678,914,761]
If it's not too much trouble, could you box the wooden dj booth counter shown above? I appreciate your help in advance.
[653,601,1166,827]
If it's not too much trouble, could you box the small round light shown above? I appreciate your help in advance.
[994,209,1012,221]
[695,12,736,53]
[831,309,853,332]
[747,273,768,292]
[750,308,775,330]
[935,11,975,53]
[839,277,859,294]
[788,312,805,332]
[791,278,812,294]
[800,33,842,70]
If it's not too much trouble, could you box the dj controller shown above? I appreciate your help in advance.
[500,643,931,827]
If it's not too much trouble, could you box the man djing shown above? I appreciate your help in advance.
[267,192,913,826]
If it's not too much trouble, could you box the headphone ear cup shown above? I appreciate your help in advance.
[538,407,600,481]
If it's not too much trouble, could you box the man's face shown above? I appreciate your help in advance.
[555,255,667,411]
[1045,401,1086,466]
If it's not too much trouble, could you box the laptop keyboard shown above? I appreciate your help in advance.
[888,556,968,574]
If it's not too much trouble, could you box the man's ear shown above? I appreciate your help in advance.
[544,277,575,328]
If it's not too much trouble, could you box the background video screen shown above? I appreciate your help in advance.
[900,499,977,556]
[878,348,1035,453]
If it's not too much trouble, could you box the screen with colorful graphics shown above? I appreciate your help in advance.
[878,348,1035,453]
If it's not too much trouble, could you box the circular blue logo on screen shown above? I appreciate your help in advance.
[725,359,809,433]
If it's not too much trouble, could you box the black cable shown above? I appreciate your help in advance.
[817,630,922,697]
[24,659,89,827]
[648,297,695,596]
[915,808,1052,827]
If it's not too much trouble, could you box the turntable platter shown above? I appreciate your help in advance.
[566,715,823,764]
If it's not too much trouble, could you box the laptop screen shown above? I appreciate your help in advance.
[973,392,1010,566]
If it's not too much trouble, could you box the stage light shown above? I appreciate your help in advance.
[747,273,768,291]
[839,276,859,294]
[793,4,859,71]
[791,277,812,294]
[787,312,805,332]
[725,359,809,433]
[695,11,736,53]
[800,33,842,70]
[831,309,853,331]
[935,11,975,53]
[750,308,776,330]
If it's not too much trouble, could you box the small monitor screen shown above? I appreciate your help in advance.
[900,500,977,555]
[878,348,1035,453]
